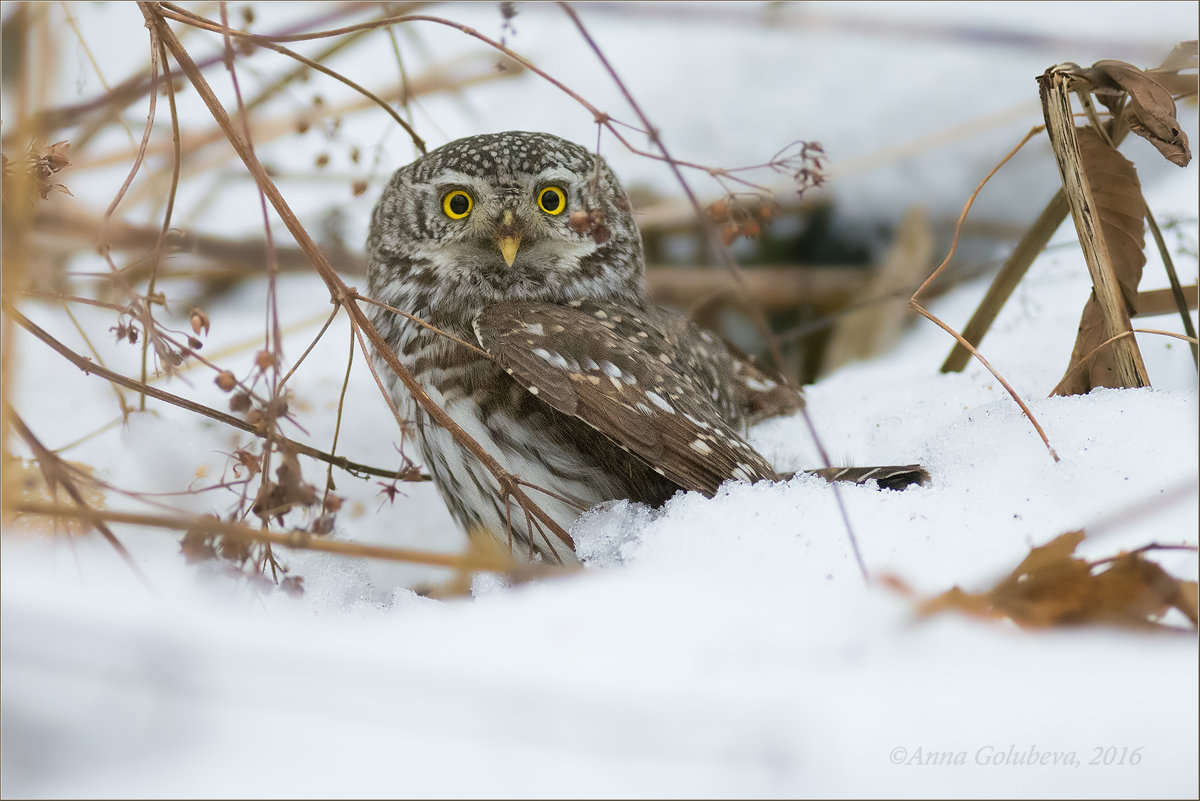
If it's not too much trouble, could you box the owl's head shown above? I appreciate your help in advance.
[368,131,646,310]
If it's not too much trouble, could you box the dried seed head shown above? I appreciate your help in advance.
[707,199,729,223]
[215,370,237,392]
[720,220,740,247]
[352,180,368,197]
[188,336,203,350]
[229,392,252,413]
[740,219,761,239]
[254,350,276,372]
[190,308,210,336]
[315,153,330,169]
[42,141,71,173]
[245,408,266,429]
[233,448,261,476]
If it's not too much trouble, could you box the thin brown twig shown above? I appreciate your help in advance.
[6,304,421,482]
[95,17,179,403]
[21,2,376,141]
[278,304,342,390]
[60,300,132,416]
[218,1,286,527]
[20,289,289,419]
[910,125,1061,463]
[1088,542,1199,568]
[158,1,425,153]
[138,34,185,412]
[1144,207,1199,364]
[153,3,799,196]
[323,314,358,510]
[1049,328,1198,396]
[9,500,525,573]
[59,1,138,148]
[7,409,156,593]
[559,3,787,374]
[351,291,492,359]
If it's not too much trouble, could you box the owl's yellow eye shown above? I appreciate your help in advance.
[537,186,566,215]
[442,190,473,219]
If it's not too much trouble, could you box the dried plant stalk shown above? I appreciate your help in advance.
[1038,66,1150,390]
[940,191,1070,373]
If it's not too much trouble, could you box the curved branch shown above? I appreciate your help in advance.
[140,2,574,552]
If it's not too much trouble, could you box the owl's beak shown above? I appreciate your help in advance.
[497,209,521,267]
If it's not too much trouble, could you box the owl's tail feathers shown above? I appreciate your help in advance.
[796,464,930,490]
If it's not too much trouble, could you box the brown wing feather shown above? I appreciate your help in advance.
[474,301,777,496]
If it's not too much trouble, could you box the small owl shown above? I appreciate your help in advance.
[368,131,924,564]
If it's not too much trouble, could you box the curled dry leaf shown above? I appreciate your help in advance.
[3,140,74,202]
[916,531,1198,630]
[1069,59,1192,167]
[1153,40,1199,75]
[232,448,261,477]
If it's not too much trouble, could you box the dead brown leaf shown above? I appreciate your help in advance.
[1072,59,1192,167]
[1153,40,1198,74]
[1147,40,1199,98]
[1055,126,1147,395]
[916,531,1198,631]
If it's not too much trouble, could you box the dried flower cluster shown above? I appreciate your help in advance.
[2,140,73,203]
[705,194,778,245]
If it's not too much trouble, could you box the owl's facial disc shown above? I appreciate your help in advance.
[496,208,521,267]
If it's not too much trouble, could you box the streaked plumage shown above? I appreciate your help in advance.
[367,131,925,564]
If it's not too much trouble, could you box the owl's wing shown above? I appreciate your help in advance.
[724,341,807,423]
[473,300,777,496]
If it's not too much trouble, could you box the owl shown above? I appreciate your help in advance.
[367,131,925,564]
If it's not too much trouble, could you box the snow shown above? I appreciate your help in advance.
[3,2,1198,798]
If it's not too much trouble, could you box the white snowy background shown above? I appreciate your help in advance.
[2,2,1197,797]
